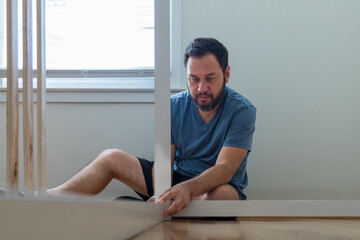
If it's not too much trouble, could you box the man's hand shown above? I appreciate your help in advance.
[157,183,193,217]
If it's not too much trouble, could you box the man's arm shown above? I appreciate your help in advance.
[158,146,247,216]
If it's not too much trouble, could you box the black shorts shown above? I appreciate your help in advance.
[136,157,244,201]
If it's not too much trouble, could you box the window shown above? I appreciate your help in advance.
[0,0,155,89]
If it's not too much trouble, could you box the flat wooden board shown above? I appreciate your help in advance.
[173,200,360,217]
[0,198,164,240]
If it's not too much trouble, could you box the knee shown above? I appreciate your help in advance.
[202,184,239,200]
[97,149,127,166]
[100,148,126,158]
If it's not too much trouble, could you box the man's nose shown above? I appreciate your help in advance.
[197,80,208,92]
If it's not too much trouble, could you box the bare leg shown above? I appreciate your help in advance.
[48,149,148,197]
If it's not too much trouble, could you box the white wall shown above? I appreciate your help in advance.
[182,0,360,199]
[1,0,359,200]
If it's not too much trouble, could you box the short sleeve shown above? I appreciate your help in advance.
[223,106,256,151]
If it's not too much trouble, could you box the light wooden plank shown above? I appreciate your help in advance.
[6,0,19,195]
[23,0,35,195]
[173,200,360,217]
[0,199,164,240]
[37,0,47,193]
[131,218,360,240]
[154,0,171,202]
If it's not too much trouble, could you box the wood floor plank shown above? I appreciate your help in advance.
[130,219,360,240]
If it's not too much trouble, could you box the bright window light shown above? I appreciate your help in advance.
[0,0,154,88]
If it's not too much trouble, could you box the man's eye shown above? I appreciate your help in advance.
[191,78,199,82]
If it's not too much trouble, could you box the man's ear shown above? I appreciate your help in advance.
[225,66,230,83]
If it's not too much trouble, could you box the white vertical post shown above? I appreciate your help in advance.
[37,0,47,194]
[170,0,182,89]
[23,0,35,195]
[154,0,171,201]
[6,0,19,195]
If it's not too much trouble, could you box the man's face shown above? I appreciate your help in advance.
[186,53,230,112]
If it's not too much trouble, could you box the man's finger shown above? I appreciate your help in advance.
[163,199,182,217]
[164,198,189,217]
[158,188,171,199]
[157,190,174,204]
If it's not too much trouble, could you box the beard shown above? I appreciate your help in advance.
[191,81,226,112]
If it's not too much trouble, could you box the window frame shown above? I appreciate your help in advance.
[0,0,184,103]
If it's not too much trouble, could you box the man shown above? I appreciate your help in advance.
[49,38,256,217]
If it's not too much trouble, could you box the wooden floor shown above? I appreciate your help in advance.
[130,218,360,240]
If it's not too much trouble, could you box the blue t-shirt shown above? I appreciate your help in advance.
[171,86,256,199]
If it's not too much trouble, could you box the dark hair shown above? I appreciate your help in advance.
[184,38,229,74]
